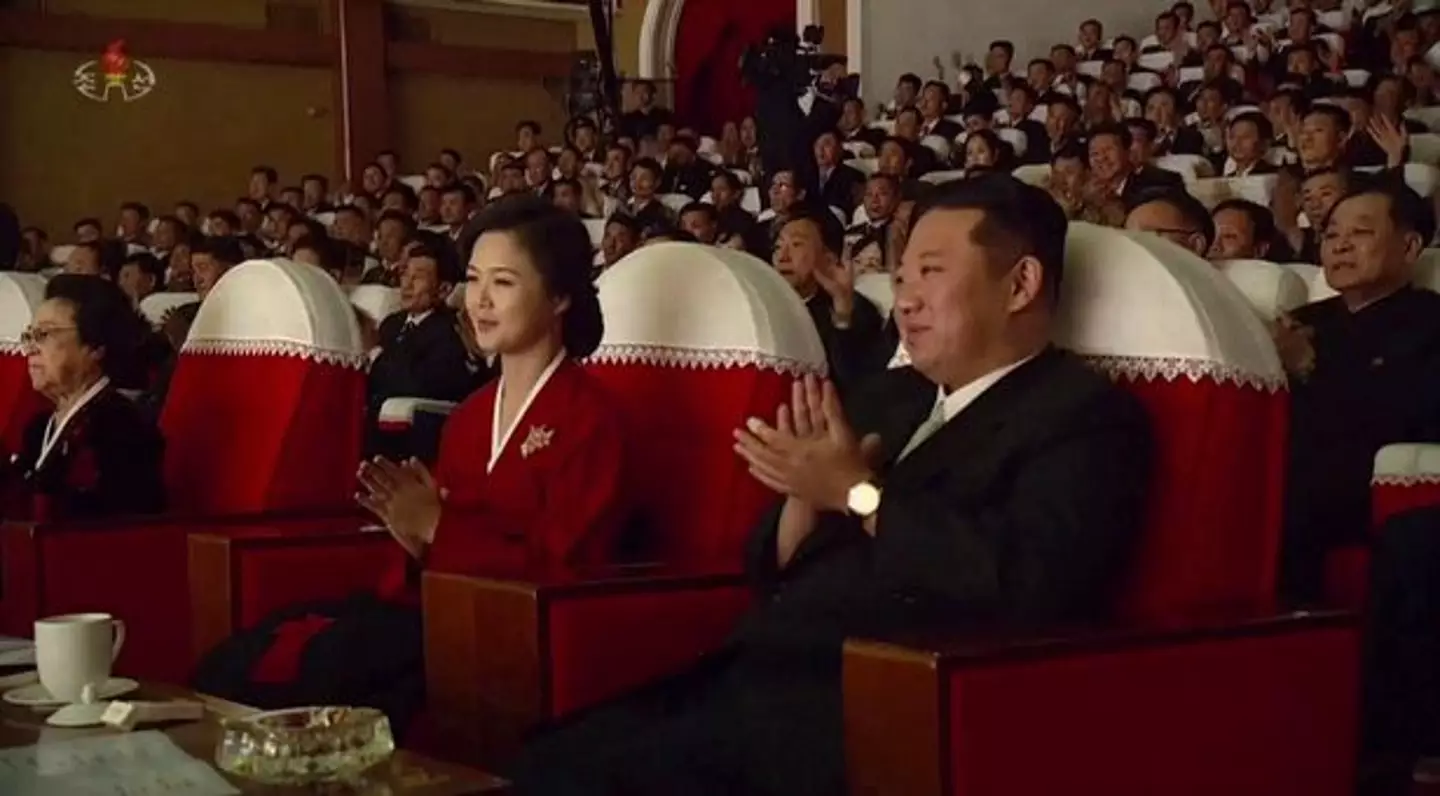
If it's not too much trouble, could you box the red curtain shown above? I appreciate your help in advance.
[672,0,796,136]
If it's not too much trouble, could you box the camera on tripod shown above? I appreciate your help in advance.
[739,24,852,97]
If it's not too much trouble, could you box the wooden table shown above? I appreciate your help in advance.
[0,681,506,794]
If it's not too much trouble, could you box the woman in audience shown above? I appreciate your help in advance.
[193,197,635,732]
[5,275,164,518]
[961,128,1016,174]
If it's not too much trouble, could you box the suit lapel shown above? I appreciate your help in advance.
[884,348,1063,486]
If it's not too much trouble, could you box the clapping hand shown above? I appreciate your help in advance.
[356,457,443,559]
[813,255,857,323]
[1270,314,1317,380]
[733,376,881,511]
[1367,115,1408,168]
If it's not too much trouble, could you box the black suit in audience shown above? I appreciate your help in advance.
[510,175,1153,796]
[365,234,484,458]
[1279,182,1440,603]
[1120,165,1186,207]
[815,164,865,217]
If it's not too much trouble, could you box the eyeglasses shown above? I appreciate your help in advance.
[20,325,77,347]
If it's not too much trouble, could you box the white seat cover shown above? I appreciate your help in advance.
[855,272,895,317]
[348,284,401,327]
[0,273,46,356]
[1409,135,1440,167]
[590,242,826,374]
[138,292,200,329]
[584,218,606,249]
[1011,164,1051,187]
[1216,260,1309,320]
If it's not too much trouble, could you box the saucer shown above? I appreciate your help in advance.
[46,702,110,727]
[2,677,138,708]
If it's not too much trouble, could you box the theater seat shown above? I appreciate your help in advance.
[4,260,386,682]
[137,292,199,330]
[418,242,827,767]
[1217,259,1308,320]
[0,273,47,464]
[845,223,1355,796]
[1325,443,1440,610]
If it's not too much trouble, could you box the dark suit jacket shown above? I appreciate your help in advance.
[12,387,165,518]
[368,308,480,420]
[1120,165,1187,208]
[734,347,1154,662]
[1015,119,1052,164]
[920,118,964,143]
[805,290,885,397]
[817,165,866,216]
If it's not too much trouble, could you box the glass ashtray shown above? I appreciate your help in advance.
[215,706,395,784]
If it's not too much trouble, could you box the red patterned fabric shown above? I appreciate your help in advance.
[160,355,365,514]
[0,356,42,460]
[584,364,793,567]
[1110,377,1288,620]
[672,0,795,134]
[943,623,1360,796]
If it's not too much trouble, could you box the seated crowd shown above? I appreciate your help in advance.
[3,0,1440,793]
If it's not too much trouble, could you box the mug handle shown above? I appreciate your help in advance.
[110,619,126,662]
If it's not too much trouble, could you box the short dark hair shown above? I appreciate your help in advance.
[236,198,262,214]
[1051,142,1089,165]
[1228,110,1274,140]
[631,157,664,181]
[441,182,478,204]
[1330,176,1437,246]
[406,230,463,284]
[516,120,543,136]
[604,213,644,238]
[291,235,343,275]
[781,204,846,258]
[119,201,150,220]
[1304,103,1353,134]
[335,204,368,221]
[74,217,103,233]
[1130,188,1217,249]
[468,196,604,357]
[176,201,200,216]
[301,173,329,188]
[712,170,744,193]
[1089,122,1133,150]
[440,147,463,163]
[1114,35,1138,50]
[44,274,147,379]
[1213,199,1279,248]
[252,165,278,183]
[192,235,246,266]
[898,73,923,91]
[1197,20,1220,34]
[989,40,1015,58]
[1124,117,1159,141]
[289,217,328,241]
[207,209,241,229]
[679,202,718,223]
[911,173,1069,305]
[121,250,166,287]
[382,183,418,211]
[377,209,417,234]
[1028,58,1056,72]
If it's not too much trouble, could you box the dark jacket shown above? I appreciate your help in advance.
[11,386,165,518]
[368,307,480,420]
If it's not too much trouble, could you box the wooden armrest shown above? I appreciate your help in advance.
[421,567,747,769]
[843,610,1358,796]
[188,528,393,665]
[1,506,365,535]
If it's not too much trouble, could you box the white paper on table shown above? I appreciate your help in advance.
[0,637,34,667]
[0,730,239,795]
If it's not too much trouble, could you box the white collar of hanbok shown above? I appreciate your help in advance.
[489,349,566,474]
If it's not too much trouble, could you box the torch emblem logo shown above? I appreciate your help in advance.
[74,40,157,103]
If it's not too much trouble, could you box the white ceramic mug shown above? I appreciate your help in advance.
[34,613,125,703]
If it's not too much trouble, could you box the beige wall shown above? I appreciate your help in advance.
[612,0,649,77]
[390,72,567,174]
[0,48,335,236]
[817,0,847,58]
[397,5,577,51]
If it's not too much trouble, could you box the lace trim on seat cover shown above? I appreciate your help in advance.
[1372,473,1440,487]
[0,342,22,356]
[1085,355,1286,393]
[183,337,368,370]
[587,343,827,377]
[892,347,1285,393]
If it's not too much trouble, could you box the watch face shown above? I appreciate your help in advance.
[849,482,881,515]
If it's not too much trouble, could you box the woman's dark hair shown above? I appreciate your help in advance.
[468,195,604,358]
[965,128,1016,171]
[292,234,344,277]
[44,274,149,381]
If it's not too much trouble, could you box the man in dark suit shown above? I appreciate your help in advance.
[812,131,865,217]
[917,81,964,143]
[510,175,1154,796]
[366,232,482,458]
[1089,123,1187,213]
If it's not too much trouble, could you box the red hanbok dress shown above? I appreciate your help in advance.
[192,356,635,730]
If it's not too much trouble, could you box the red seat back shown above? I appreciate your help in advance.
[160,259,367,514]
[0,274,47,459]
[584,243,827,567]
[1059,224,1289,621]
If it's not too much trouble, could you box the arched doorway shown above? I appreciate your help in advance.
[638,0,795,135]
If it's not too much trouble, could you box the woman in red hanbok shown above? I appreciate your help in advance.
[193,197,634,729]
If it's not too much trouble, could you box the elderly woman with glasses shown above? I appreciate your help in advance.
[8,274,164,518]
